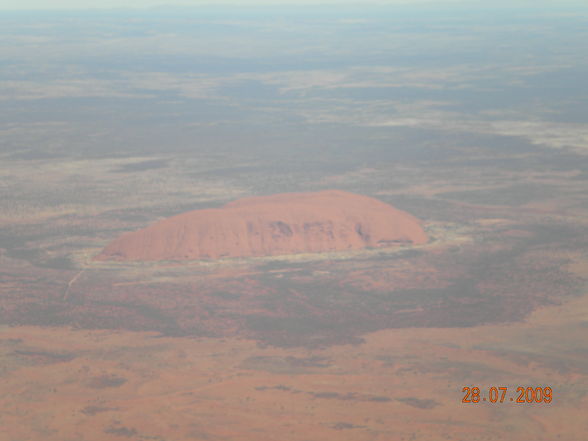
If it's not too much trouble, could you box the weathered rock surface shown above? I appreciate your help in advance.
[95,190,427,261]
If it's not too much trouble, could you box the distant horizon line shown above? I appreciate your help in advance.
[1,0,587,13]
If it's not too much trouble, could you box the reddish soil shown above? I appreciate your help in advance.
[1,216,581,348]
[95,190,427,261]
[2,291,587,441]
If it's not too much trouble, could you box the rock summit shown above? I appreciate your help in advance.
[96,190,427,261]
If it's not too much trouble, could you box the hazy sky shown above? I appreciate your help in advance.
[1,0,584,11]
[0,0,408,9]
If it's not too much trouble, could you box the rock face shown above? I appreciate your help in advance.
[96,190,427,261]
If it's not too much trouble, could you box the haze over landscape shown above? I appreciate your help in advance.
[0,2,587,440]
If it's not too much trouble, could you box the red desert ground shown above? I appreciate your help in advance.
[96,190,428,261]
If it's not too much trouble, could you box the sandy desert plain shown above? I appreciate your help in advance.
[1,145,588,441]
[2,6,588,439]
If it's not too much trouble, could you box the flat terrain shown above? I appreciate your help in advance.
[1,285,587,441]
[1,6,588,440]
